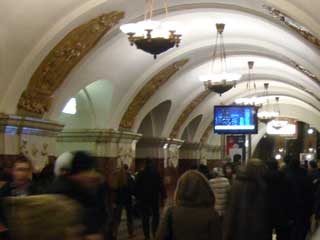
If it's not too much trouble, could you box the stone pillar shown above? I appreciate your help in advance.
[180,143,222,172]
[57,129,142,175]
[136,137,184,202]
[0,115,64,172]
[136,137,184,171]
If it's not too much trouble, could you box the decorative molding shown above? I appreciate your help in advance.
[17,11,125,116]
[288,59,319,82]
[57,129,142,143]
[137,137,184,148]
[264,5,320,49]
[169,90,210,138]
[119,59,189,129]
[0,115,64,137]
[200,122,213,144]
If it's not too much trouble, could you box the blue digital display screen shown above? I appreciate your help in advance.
[214,105,258,134]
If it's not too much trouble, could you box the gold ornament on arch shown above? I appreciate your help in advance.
[17,11,125,117]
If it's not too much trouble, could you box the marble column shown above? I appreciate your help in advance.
[136,137,184,200]
[0,114,64,172]
[180,143,221,171]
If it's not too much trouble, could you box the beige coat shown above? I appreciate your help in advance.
[156,170,222,240]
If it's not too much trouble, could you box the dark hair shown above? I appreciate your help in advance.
[233,154,242,164]
[123,164,129,171]
[70,151,95,174]
[309,160,317,169]
[14,155,32,169]
[266,159,279,170]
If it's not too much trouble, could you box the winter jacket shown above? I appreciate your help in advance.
[135,167,166,205]
[48,171,108,235]
[224,161,270,240]
[156,170,222,240]
[209,177,230,216]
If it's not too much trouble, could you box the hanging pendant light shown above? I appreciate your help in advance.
[199,23,242,95]
[258,84,279,123]
[120,0,182,59]
[234,61,264,107]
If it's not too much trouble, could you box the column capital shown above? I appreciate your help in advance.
[57,129,142,143]
[0,114,64,137]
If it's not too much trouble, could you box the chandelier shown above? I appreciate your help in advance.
[120,0,182,59]
[199,24,241,95]
[235,61,264,107]
[258,84,279,123]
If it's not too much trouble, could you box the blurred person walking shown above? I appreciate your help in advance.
[156,170,222,240]
[0,156,40,197]
[209,168,230,218]
[282,155,313,240]
[113,164,135,239]
[224,159,270,240]
[49,151,108,240]
[265,160,292,240]
[135,161,166,240]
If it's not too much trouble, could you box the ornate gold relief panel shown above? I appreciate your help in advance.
[17,11,125,116]
[119,59,189,129]
[169,90,210,139]
[264,5,320,49]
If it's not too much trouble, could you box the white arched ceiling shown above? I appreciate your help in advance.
[47,9,320,128]
[181,115,203,142]
[137,100,172,137]
[2,0,320,141]
[58,79,114,129]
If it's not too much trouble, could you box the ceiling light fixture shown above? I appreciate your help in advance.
[199,24,241,95]
[235,61,264,107]
[258,84,279,123]
[120,0,182,59]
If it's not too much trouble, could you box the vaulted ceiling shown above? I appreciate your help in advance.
[1,0,320,143]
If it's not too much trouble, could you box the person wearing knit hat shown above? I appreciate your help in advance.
[54,152,73,177]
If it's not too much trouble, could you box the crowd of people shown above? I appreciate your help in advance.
[0,151,319,240]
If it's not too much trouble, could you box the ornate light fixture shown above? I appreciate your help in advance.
[120,0,182,59]
[199,24,241,95]
[258,84,279,123]
[235,61,264,107]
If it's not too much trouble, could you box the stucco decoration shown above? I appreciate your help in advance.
[119,59,189,130]
[288,60,319,83]
[117,145,135,168]
[264,5,320,49]
[200,122,213,144]
[170,90,210,138]
[17,11,125,116]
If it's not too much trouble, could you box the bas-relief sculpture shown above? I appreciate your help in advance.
[19,140,50,173]
[264,5,320,49]
[169,90,210,139]
[119,59,189,130]
[17,11,125,116]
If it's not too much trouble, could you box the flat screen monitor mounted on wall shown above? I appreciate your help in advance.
[214,105,258,134]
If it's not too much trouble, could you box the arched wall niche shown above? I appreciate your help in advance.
[137,100,172,137]
[181,114,203,142]
[58,79,114,129]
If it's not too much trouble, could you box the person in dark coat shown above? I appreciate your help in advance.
[281,155,313,240]
[265,160,292,240]
[48,151,108,240]
[113,165,135,239]
[0,156,40,197]
[156,170,222,240]
[224,159,270,240]
[135,161,166,240]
